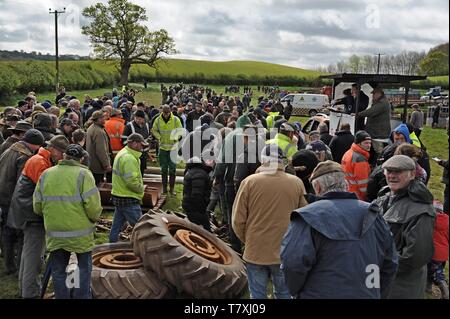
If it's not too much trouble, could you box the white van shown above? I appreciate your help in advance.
[280,93,330,116]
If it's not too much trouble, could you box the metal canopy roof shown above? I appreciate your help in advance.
[320,73,427,83]
[320,73,428,127]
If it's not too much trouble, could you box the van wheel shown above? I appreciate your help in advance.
[309,110,317,116]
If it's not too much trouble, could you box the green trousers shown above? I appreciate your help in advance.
[158,149,176,175]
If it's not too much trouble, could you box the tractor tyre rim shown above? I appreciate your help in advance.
[92,249,142,270]
[171,227,231,264]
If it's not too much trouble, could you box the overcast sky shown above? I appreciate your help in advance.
[0,0,448,69]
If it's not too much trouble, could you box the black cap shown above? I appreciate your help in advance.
[65,144,85,159]
[134,110,146,119]
[60,118,75,127]
[22,129,45,146]
[17,100,27,108]
[355,130,372,144]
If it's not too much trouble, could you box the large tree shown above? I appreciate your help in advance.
[82,0,177,85]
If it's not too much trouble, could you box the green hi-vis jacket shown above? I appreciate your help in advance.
[266,111,280,129]
[111,146,144,201]
[33,159,102,253]
[266,133,297,160]
[152,112,183,151]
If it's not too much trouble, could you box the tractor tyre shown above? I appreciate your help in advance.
[132,213,247,299]
[91,242,172,299]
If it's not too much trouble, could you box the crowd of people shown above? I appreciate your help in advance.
[0,83,448,300]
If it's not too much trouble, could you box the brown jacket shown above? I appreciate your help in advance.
[232,164,308,265]
[86,122,111,174]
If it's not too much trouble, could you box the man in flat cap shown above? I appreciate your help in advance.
[232,145,308,299]
[374,155,435,299]
[281,160,398,299]
[86,110,112,185]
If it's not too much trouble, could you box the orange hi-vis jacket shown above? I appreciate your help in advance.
[105,117,125,152]
[341,143,371,201]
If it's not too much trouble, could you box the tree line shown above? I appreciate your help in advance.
[317,44,449,76]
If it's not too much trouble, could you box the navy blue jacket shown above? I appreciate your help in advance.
[281,192,398,299]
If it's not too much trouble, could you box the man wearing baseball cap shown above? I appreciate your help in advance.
[281,161,398,299]
[374,155,435,299]
[8,135,69,298]
[266,122,298,160]
[341,130,372,201]
[110,133,149,243]
[33,144,102,299]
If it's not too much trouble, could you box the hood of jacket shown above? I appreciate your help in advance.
[402,179,433,204]
[292,191,379,240]
[350,143,370,160]
[391,123,412,144]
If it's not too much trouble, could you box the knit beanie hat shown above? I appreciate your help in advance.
[354,130,371,144]
[22,129,45,146]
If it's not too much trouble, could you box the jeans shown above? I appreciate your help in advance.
[50,249,92,299]
[246,263,291,299]
[109,205,142,243]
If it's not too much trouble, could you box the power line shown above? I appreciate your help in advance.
[49,7,66,94]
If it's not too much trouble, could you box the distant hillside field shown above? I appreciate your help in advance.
[1,58,448,102]
[0,59,324,99]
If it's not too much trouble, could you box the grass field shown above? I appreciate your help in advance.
[2,82,312,109]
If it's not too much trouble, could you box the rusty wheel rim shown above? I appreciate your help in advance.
[92,249,142,270]
[170,226,231,264]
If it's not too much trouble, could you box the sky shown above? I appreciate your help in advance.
[0,0,448,69]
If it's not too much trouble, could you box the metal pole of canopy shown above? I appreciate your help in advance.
[403,84,410,123]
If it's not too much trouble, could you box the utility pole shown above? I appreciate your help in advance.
[49,8,66,94]
[375,53,385,74]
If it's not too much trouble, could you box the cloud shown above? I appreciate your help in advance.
[0,0,448,69]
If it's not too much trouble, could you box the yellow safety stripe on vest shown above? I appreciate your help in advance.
[40,169,89,202]
[112,153,134,178]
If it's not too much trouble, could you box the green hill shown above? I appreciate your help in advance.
[0,58,323,99]
[131,58,321,78]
